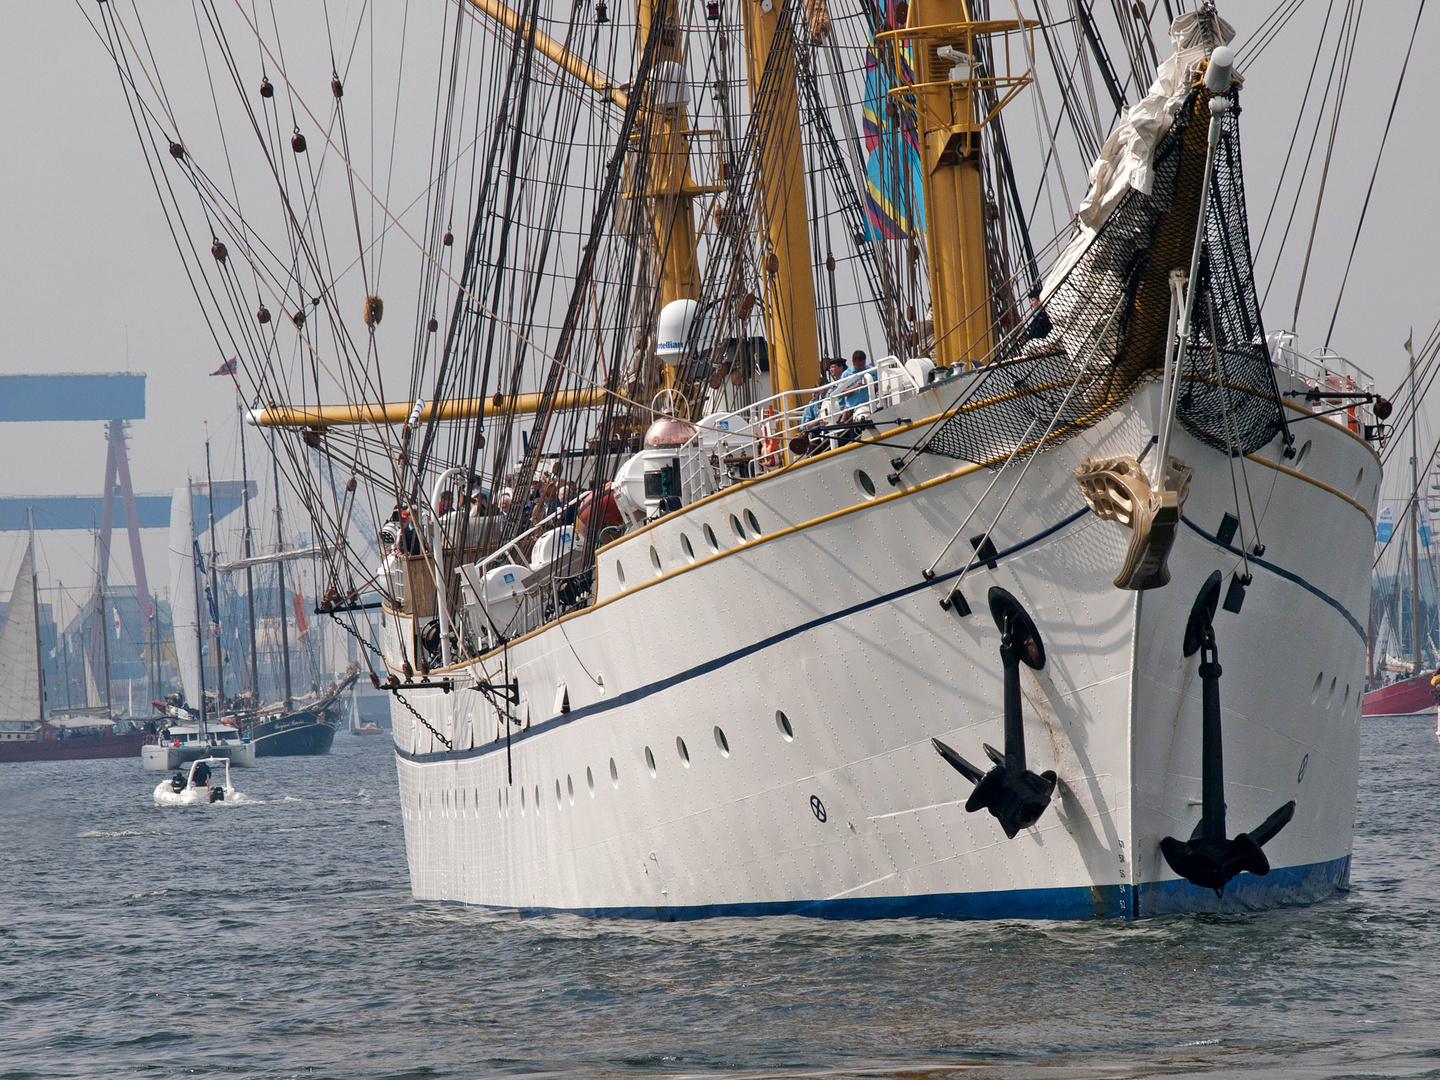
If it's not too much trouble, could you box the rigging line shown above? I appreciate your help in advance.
[1252,0,1339,262]
[1260,0,1355,309]
[1290,0,1365,333]
[1322,0,1426,349]
[220,0,614,418]
[84,1,250,388]
[939,318,1113,605]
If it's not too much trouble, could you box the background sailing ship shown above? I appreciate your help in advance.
[89,0,1406,916]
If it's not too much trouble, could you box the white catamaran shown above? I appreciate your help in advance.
[97,1,1381,917]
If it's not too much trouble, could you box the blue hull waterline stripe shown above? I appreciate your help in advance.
[397,503,1364,766]
[1180,516,1365,640]
[435,856,1348,922]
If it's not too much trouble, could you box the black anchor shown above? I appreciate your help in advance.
[933,587,1058,839]
[1159,570,1296,896]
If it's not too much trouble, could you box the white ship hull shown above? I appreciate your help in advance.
[384,375,1375,919]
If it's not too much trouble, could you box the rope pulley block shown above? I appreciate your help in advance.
[168,140,185,160]
[1074,454,1192,590]
[291,307,306,328]
[331,76,343,99]
[1159,571,1296,896]
[364,294,384,327]
[256,305,271,324]
[442,229,453,246]
[259,76,274,99]
[427,316,438,333]
[932,587,1058,839]
[210,239,227,264]
[291,129,307,154]
[595,1,609,24]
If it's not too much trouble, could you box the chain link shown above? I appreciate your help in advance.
[393,689,453,751]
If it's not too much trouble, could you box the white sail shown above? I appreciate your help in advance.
[0,541,42,724]
[167,487,202,710]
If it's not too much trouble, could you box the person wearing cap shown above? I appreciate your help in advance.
[801,358,849,430]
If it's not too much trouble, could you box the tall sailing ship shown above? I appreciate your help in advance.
[96,1,1384,916]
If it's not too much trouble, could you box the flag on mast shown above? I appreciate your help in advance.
[1405,328,1414,357]
[211,357,238,377]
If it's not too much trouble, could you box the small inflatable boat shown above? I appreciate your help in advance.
[153,756,239,806]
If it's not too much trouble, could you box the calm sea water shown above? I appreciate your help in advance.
[2,717,1437,1080]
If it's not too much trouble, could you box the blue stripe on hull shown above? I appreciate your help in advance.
[1136,855,1350,917]
[440,859,1346,922]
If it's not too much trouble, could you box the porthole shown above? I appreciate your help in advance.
[855,469,877,498]
[714,725,730,757]
[1294,439,1312,469]
[615,560,626,588]
[586,766,595,795]
[681,533,696,562]
[730,513,746,541]
[556,779,563,807]
[650,545,663,576]
[609,757,619,787]
[566,774,575,804]
[703,523,719,552]
[1310,672,1324,704]
[677,736,691,766]
[776,710,794,741]
[745,509,762,536]
[645,745,657,777]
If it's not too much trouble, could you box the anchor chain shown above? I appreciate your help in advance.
[394,689,452,751]
[328,611,384,658]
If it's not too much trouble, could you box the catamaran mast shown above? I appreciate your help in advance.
[204,433,226,705]
[271,436,293,707]
[27,508,45,725]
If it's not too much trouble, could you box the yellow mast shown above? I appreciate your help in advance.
[881,5,1033,369]
[741,0,820,398]
[635,0,701,311]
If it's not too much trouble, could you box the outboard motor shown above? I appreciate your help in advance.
[1159,571,1296,896]
[933,587,1058,838]
[209,786,225,804]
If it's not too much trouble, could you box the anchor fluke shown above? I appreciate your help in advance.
[1161,572,1296,895]
[934,588,1058,839]
[931,737,985,783]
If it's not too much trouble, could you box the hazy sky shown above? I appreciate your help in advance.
[0,1,1435,621]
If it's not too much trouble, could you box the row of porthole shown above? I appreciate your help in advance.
[495,711,797,820]
[619,508,766,589]
[1309,670,1357,713]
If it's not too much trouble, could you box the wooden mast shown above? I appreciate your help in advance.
[880,4,1033,369]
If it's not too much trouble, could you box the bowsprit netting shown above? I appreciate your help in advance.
[922,83,1286,466]
[1173,91,1289,457]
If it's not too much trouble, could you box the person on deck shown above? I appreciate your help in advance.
[835,349,875,412]
[801,358,849,429]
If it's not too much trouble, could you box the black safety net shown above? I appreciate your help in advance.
[922,82,1286,466]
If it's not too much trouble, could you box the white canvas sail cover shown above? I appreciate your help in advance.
[0,541,43,723]
[168,487,203,710]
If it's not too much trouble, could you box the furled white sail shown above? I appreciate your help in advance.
[0,541,42,723]
[167,487,203,710]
